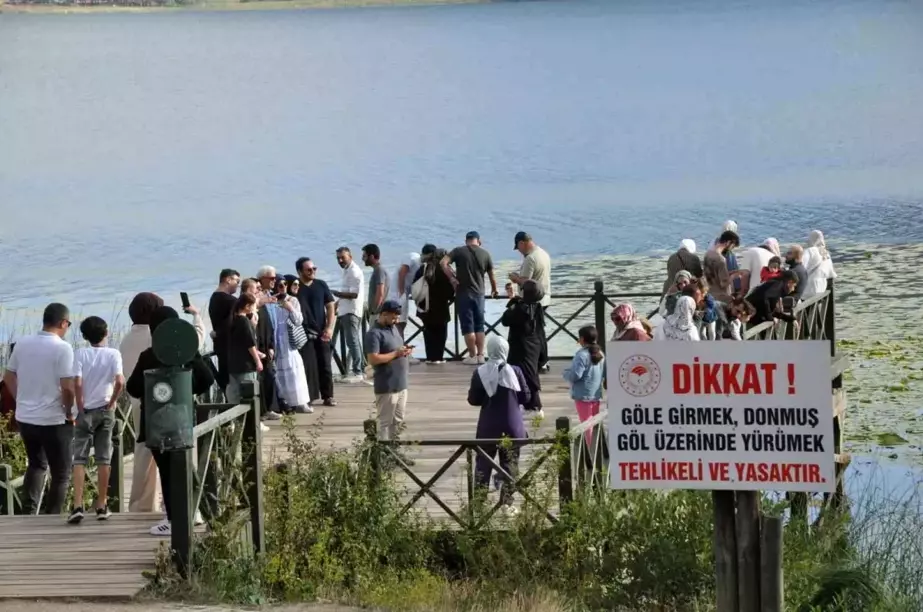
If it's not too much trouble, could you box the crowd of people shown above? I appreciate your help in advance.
[0,223,837,524]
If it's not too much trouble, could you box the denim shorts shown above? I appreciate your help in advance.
[73,409,115,466]
[456,292,486,335]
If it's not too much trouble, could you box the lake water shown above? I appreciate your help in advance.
[2,0,923,310]
[2,0,923,464]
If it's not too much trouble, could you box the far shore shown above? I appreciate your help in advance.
[0,0,488,13]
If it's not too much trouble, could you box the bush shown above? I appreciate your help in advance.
[151,419,922,612]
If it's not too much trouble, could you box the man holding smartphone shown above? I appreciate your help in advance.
[364,300,411,440]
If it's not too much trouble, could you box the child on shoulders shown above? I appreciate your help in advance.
[760,256,783,284]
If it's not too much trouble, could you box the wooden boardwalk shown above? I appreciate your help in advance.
[124,361,578,521]
[0,362,576,599]
[0,512,164,598]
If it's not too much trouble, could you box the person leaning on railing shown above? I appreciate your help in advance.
[126,306,215,537]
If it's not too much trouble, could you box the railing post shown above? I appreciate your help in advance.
[736,491,760,612]
[760,515,784,612]
[713,490,739,612]
[465,446,475,529]
[0,464,13,516]
[108,419,124,513]
[453,300,461,360]
[593,280,607,352]
[556,417,573,508]
[363,419,381,487]
[169,448,194,579]
[825,279,836,358]
[241,380,265,555]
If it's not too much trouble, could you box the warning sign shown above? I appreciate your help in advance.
[607,340,835,492]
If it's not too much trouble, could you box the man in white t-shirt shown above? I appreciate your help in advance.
[332,246,367,382]
[739,238,781,296]
[67,316,124,524]
[2,303,75,515]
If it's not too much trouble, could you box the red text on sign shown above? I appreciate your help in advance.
[673,359,795,395]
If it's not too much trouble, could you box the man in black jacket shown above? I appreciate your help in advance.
[296,257,337,407]
[746,270,799,327]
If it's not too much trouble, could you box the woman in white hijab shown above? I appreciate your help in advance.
[467,336,530,510]
[655,279,706,342]
[802,230,837,300]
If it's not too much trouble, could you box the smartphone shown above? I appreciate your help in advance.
[180,292,190,309]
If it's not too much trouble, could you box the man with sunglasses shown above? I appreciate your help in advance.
[296,257,337,407]
[1,303,76,515]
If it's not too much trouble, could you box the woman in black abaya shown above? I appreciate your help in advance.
[501,279,544,414]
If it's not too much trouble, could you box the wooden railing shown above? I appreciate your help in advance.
[331,281,659,375]
[167,380,264,575]
[0,418,126,516]
[362,415,598,530]
[362,280,845,531]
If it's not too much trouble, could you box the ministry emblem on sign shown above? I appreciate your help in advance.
[618,355,662,397]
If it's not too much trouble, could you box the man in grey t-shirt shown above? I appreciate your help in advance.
[364,300,412,440]
[363,243,390,315]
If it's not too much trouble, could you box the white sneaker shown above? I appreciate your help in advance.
[260,422,270,432]
[263,411,282,421]
[500,505,519,518]
[150,520,171,537]
[426,360,446,365]
[462,356,479,366]
[194,511,205,526]
[477,355,486,364]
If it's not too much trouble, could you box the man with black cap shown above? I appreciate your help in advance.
[364,299,413,440]
[510,231,552,371]
[440,230,498,365]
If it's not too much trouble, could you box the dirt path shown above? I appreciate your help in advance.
[0,603,362,612]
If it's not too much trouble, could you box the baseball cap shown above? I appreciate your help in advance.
[380,299,402,314]
[465,230,480,241]
[513,231,532,249]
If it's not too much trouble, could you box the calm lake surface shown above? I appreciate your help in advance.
[2,0,923,309]
[2,0,923,465]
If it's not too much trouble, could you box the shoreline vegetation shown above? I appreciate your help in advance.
[142,420,923,611]
[0,0,488,13]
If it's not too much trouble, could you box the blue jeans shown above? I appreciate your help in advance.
[456,292,486,335]
[339,314,364,376]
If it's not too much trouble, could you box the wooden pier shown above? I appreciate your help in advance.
[0,282,848,600]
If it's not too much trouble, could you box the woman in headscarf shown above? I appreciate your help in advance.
[611,303,651,341]
[272,276,312,414]
[662,239,703,295]
[659,270,693,318]
[501,280,545,414]
[126,306,215,536]
[467,336,530,510]
[655,278,707,341]
[415,244,455,364]
[120,292,164,513]
[802,230,837,300]
[283,274,300,297]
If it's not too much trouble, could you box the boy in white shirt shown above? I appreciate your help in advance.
[68,316,124,524]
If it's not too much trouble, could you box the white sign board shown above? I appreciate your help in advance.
[606,340,834,492]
